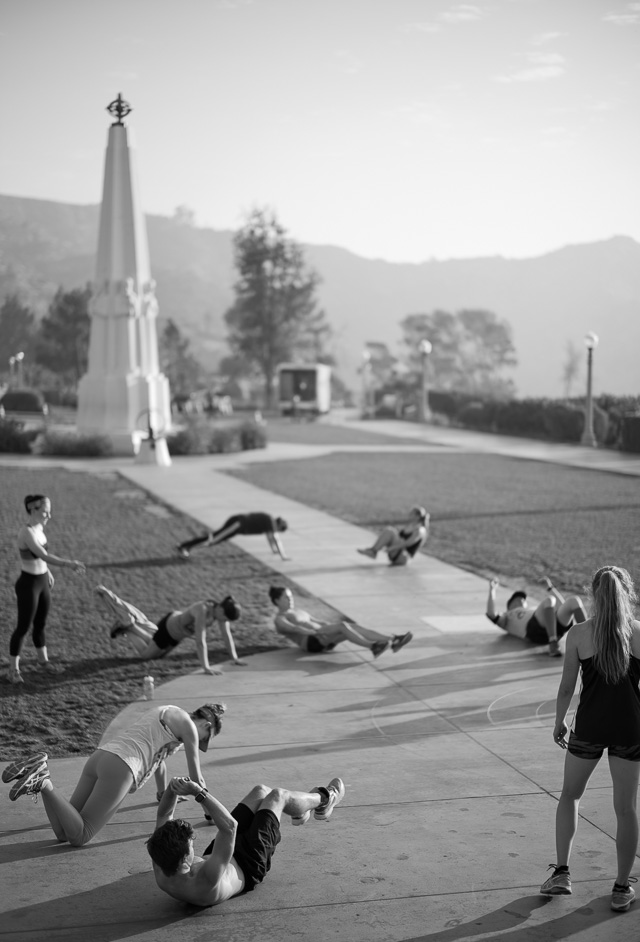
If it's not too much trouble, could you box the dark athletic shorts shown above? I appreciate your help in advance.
[153,613,179,650]
[567,730,640,761]
[306,636,336,653]
[525,613,573,645]
[203,802,282,892]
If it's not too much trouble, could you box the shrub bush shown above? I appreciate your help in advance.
[166,417,267,456]
[0,418,39,453]
[541,402,583,442]
[33,431,114,457]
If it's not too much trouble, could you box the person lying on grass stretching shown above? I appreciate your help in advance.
[177,512,289,560]
[3,703,225,846]
[146,774,345,907]
[95,585,246,672]
[269,586,412,658]
[357,505,429,566]
[486,576,587,657]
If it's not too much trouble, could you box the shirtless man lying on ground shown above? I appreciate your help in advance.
[146,774,345,907]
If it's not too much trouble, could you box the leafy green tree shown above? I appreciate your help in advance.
[159,318,202,397]
[224,207,330,407]
[35,286,91,385]
[400,308,517,398]
[0,294,36,368]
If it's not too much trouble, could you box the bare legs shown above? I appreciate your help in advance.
[609,756,640,885]
[316,622,392,648]
[555,751,639,885]
[39,750,133,847]
[239,784,324,822]
[555,752,598,867]
[358,527,401,559]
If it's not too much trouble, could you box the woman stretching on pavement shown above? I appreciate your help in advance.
[269,586,412,658]
[3,703,225,846]
[540,566,640,913]
[95,585,246,672]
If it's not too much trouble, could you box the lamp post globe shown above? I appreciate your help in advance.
[580,332,599,447]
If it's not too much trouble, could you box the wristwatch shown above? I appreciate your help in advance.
[194,789,208,804]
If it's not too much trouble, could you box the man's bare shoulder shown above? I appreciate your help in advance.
[154,857,237,908]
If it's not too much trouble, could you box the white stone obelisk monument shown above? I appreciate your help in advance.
[77,94,171,461]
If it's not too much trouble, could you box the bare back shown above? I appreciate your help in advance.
[153,855,245,907]
[570,618,640,661]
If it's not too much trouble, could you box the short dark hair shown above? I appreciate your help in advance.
[275,517,288,532]
[146,819,194,876]
[507,591,527,609]
[269,585,286,605]
[24,494,47,513]
[220,594,241,621]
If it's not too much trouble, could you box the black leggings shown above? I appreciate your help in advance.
[178,516,241,552]
[11,572,51,656]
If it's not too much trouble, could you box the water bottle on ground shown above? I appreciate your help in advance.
[143,675,155,700]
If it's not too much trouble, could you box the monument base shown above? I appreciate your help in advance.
[135,436,172,467]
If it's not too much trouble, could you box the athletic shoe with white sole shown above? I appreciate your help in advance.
[611,878,637,912]
[3,751,48,784]
[314,777,345,822]
[540,865,572,895]
[9,764,50,801]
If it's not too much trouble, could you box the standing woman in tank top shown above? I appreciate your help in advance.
[540,565,640,913]
[9,494,86,684]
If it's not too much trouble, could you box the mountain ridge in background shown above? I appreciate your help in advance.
[0,193,637,397]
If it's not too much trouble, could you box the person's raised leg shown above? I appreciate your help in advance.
[358,527,399,558]
[259,778,345,824]
[558,596,588,628]
[317,622,392,658]
[534,597,561,655]
[609,755,640,888]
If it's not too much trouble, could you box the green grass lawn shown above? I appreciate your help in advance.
[227,450,640,599]
[0,466,340,759]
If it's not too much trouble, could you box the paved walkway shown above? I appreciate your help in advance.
[1,421,638,941]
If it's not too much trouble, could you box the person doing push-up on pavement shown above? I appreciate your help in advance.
[147,774,345,907]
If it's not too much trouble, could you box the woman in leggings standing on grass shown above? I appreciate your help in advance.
[540,565,640,913]
[9,494,85,684]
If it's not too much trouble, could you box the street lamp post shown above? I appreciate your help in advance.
[361,350,372,419]
[580,332,599,447]
[9,351,24,386]
[418,339,432,423]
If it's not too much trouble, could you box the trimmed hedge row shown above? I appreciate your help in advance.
[428,391,640,446]
[0,417,267,456]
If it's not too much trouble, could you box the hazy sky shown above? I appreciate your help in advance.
[1,0,639,262]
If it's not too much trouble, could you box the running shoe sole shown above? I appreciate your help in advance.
[2,752,48,784]
[314,777,345,822]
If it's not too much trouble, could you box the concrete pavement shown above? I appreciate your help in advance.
[1,420,638,941]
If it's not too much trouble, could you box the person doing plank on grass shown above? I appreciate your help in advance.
[486,576,587,657]
[177,512,289,560]
[540,566,640,914]
[357,505,429,566]
[3,703,226,847]
[9,494,86,684]
[95,585,246,672]
[269,586,412,658]
[147,773,345,907]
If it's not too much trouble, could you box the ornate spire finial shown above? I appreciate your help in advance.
[107,93,132,126]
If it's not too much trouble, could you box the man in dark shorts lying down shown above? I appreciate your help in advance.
[486,576,587,657]
[147,774,345,907]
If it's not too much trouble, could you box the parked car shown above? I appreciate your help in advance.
[0,388,49,428]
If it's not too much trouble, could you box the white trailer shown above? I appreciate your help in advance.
[277,363,332,417]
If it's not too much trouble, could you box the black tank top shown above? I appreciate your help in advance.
[575,655,640,745]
